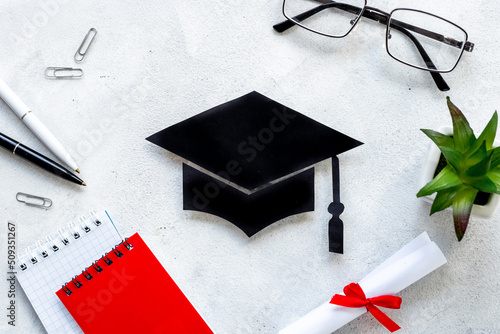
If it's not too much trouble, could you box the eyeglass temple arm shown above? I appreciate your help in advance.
[273,3,449,90]
[393,19,474,52]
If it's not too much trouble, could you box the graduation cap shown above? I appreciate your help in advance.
[146,92,362,253]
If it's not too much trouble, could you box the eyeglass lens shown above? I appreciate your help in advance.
[283,0,365,37]
[387,9,467,72]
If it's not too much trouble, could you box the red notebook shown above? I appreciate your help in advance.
[56,233,213,334]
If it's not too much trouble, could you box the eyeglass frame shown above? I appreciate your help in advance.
[274,0,475,91]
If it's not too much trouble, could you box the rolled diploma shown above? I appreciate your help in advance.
[279,232,447,334]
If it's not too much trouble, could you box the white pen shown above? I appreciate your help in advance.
[0,76,80,173]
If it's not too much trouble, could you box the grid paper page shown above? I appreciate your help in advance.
[16,211,123,334]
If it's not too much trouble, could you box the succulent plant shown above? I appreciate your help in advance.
[417,97,500,241]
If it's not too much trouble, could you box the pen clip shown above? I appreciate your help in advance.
[16,192,53,209]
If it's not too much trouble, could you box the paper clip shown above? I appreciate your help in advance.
[74,28,97,62]
[16,192,53,209]
[45,67,83,79]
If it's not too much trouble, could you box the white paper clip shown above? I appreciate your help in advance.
[45,67,84,79]
[16,192,53,209]
[74,28,97,62]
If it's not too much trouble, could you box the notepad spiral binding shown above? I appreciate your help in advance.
[61,238,133,296]
[16,210,103,272]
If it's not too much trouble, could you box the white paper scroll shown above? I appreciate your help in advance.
[279,232,447,334]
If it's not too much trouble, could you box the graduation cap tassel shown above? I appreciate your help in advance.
[328,156,344,254]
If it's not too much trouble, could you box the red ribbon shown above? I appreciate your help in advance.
[330,283,402,333]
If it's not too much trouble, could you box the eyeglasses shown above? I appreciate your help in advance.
[274,0,474,91]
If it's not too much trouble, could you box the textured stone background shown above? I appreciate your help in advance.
[0,0,499,333]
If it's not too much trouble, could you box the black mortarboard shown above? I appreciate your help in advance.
[146,91,363,253]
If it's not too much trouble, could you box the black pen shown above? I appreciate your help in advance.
[0,132,86,186]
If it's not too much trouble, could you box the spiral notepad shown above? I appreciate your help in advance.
[56,233,213,333]
[16,211,123,334]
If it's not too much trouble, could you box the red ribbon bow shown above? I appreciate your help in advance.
[330,283,402,332]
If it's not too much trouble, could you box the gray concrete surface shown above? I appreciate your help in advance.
[0,0,499,333]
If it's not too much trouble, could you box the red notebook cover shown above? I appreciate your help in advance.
[56,233,213,334]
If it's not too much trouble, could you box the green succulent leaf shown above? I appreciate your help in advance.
[466,141,488,168]
[487,167,500,193]
[447,97,475,152]
[491,147,500,169]
[439,146,464,172]
[452,188,478,241]
[470,176,498,194]
[470,111,498,152]
[417,165,462,197]
[421,129,454,149]
[466,149,493,177]
[430,185,467,215]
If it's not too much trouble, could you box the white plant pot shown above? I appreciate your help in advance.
[418,126,500,218]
